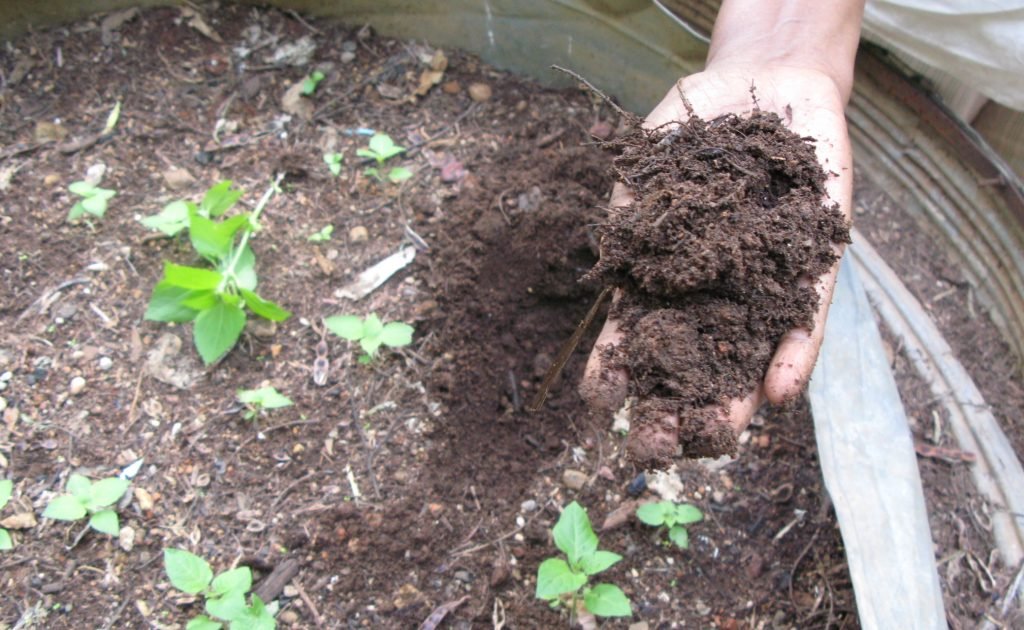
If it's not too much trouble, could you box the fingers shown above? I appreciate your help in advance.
[579,310,628,415]
[764,252,844,404]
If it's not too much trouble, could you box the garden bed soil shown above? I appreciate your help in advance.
[0,4,1019,628]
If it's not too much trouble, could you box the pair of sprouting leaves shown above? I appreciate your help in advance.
[324,313,414,364]
[535,501,632,618]
[636,501,703,549]
[142,180,291,365]
[42,473,130,536]
[236,386,293,421]
[164,548,276,629]
[67,181,116,221]
[358,133,412,184]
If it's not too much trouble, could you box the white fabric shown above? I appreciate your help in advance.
[862,0,1024,110]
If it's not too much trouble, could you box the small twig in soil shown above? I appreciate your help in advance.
[16,277,90,323]
[788,526,821,607]
[235,419,320,451]
[271,470,318,511]
[293,579,325,627]
[528,286,612,411]
[252,557,301,604]
[550,65,627,118]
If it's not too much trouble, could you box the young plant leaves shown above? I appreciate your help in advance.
[380,321,414,347]
[88,509,120,536]
[43,495,87,521]
[86,477,130,511]
[583,584,632,617]
[239,289,290,322]
[552,501,598,567]
[205,589,248,622]
[635,501,670,526]
[535,558,587,600]
[140,200,195,236]
[185,616,221,630]
[324,315,364,340]
[210,566,253,597]
[164,263,224,291]
[577,549,622,576]
[193,301,246,364]
[164,548,214,594]
[201,181,243,218]
[237,387,293,410]
[668,525,689,549]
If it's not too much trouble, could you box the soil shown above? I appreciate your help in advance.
[584,111,849,465]
[0,4,1018,629]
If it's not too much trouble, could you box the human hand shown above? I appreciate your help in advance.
[579,62,855,460]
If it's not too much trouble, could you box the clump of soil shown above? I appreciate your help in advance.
[585,109,850,465]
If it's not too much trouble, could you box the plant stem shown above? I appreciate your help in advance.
[218,173,284,292]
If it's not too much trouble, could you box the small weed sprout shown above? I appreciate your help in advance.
[307,225,333,242]
[237,386,293,420]
[324,313,413,364]
[42,473,129,535]
[142,177,292,365]
[635,501,703,549]
[357,133,412,184]
[535,501,632,619]
[164,548,277,629]
[67,181,116,221]
[301,70,325,95]
[0,479,13,550]
[322,152,344,177]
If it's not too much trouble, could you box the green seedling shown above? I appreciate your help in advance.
[535,501,632,620]
[237,386,293,420]
[164,548,277,629]
[0,479,13,550]
[307,225,333,242]
[322,152,343,177]
[635,501,703,549]
[357,133,412,184]
[67,181,116,221]
[324,313,413,364]
[143,177,292,365]
[42,473,129,536]
[301,70,325,95]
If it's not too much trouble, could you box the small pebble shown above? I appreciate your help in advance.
[349,225,369,243]
[118,526,136,552]
[0,397,6,412]
[562,469,588,491]
[454,570,472,583]
[69,376,86,395]
[520,499,537,512]
[442,80,461,94]
[278,610,299,624]
[468,82,492,102]
[340,51,356,63]
[98,356,113,371]
[283,585,299,598]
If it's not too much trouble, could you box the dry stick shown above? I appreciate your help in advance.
[293,579,325,628]
[528,286,612,412]
[550,65,627,118]
[235,419,320,451]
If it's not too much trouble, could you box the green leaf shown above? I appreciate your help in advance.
[146,282,201,322]
[553,502,598,567]
[164,548,214,594]
[239,289,290,322]
[237,387,293,410]
[210,566,252,597]
[0,479,11,509]
[87,477,129,510]
[301,70,325,95]
[368,133,404,161]
[356,149,378,162]
[190,213,250,262]
[324,315,364,341]
[387,167,412,183]
[584,583,632,617]
[201,181,243,218]
[67,201,88,221]
[0,529,12,551]
[163,263,223,291]
[323,154,343,177]
[66,473,92,500]
[307,225,333,241]
[380,322,414,347]
[82,191,114,217]
[43,495,87,522]
[577,550,622,576]
[670,504,704,526]
[102,100,121,134]
[636,502,670,527]
[206,590,248,621]
[535,558,587,600]
[362,314,383,338]
[141,200,193,236]
[69,181,96,196]
[230,245,258,291]
[359,335,382,357]
[181,290,219,312]
[186,616,223,630]
[193,301,246,364]
[88,509,120,535]
[668,525,689,549]
[229,595,276,630]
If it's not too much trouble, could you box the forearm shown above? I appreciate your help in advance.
[707,0,865,101]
